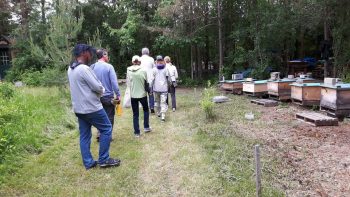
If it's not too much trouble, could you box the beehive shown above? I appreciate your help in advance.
[290,83,322,106]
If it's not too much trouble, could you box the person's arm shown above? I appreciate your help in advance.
[109,65,121,98]
[82,66,104,95]
[174,66,179,80]
[168,66,176,82]
[150,68,156,91]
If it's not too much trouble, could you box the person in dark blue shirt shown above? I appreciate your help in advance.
[91,48,121,142]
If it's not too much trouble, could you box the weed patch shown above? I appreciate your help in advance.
[0,86,75,184]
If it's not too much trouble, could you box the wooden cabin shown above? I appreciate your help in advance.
[320,84,350,120]
[243,80,268,97]
[0,36,14,80]
[290,83,322,106]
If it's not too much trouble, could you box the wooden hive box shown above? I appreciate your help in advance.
[320,83,350,119]
[243,80,268,97]
[290,83,322,106]
[295,77,317,83]
[267,78,297,100]
[219,79,246,94]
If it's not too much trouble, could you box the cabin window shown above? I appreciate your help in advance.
[0,50,10,65]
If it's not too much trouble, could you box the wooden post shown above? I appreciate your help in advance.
[194,87,197,101]
[255,145,262,197]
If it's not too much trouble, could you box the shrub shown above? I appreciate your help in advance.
[200,81,216,120]
[11,68,67,87]
[0,83,15,99]
[21,70,43,86]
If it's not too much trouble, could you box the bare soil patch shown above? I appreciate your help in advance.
[234,102,350,196]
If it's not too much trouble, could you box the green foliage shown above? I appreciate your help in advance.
[180,77,202,87]
[88,28,103,49]
[0,87,75,183]
[6,0,350,84]
[21,68,67,87]
[342,66,350,83]
[10,39,46,76]
[42,0,84,70]
[0,83,15,99]
[7,0,82,85]
[105,11,142,56]
[200,81,216,120]
[21,70,42,86]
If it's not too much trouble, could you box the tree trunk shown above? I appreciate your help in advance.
[298,28,305,59]
[197,45,202,79]
[41,0,46,24]
[190,0,195,79]
[19,0,30,37]
[217,0,223,79]
[324,18,330,78]
[204,1,210,72]
[191,45,194,79]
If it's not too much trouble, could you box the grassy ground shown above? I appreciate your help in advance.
[0,85,76,183]
[0,86,284,196]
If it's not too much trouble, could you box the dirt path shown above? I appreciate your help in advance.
[134,103,217,196]
[131,88,218,196]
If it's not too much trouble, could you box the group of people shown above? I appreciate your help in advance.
[127,48,178,137]
[67,44,178,169]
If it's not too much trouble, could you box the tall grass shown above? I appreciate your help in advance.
[200,81,216,120]
[0,83,75,183]
[191,92,284,196]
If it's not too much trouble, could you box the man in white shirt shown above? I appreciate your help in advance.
[140,47,155,113]
[164,56,178,112]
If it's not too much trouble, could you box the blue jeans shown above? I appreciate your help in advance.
[75,109,112,169]
[131,96,150,135]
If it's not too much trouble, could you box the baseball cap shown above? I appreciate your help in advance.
[73,44,96,57]
[156,55,163,61]
[132,55,140,63]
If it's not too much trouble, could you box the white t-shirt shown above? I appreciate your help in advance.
[140,55,155,83]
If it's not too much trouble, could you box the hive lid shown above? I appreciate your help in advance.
[321,83,350,89]
[290,83,321,87]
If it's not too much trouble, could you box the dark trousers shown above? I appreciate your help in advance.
[131,96,150,135]
[148,87,155,109]
[168,85,176,109]
[100,97,115,137]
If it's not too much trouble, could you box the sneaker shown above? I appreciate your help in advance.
[144,128,152,133]
[135,134,140,138]
[150,109,155,113]
[172,108,176,112]
[157,113,161,117]
[161,118,165,122]
[99,158,121,168]
[86,161,98,170]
